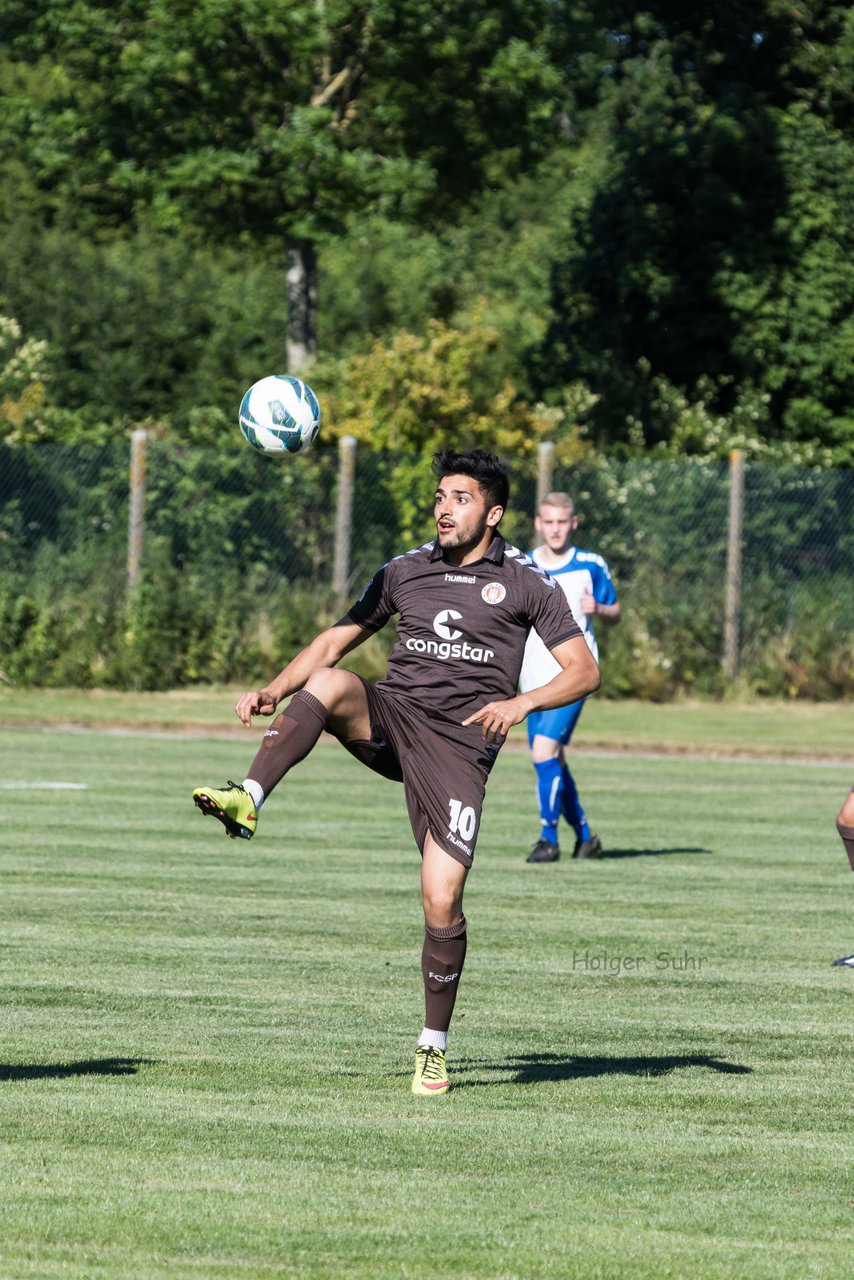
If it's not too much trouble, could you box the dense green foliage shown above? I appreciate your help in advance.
[0,2,852,459]
[2,443,851,697]
[1,3,851,698]
[539,4,854,454]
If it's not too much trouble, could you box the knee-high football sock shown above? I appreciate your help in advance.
[534,758,563,845]
[245,689,327,798]
[838,821,854,873]
[560,762,591,842]
[421,917,467,1037]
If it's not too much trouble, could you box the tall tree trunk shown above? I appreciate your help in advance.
[286,238,318,375]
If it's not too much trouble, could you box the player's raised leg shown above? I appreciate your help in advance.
[412,834,469,1095]
[193,668,371,839]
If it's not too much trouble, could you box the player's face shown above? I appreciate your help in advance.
[536,504,577,554]
[434,474,503,559]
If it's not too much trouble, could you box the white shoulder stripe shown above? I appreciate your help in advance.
[385,540,434,568]
[504,544,555,586]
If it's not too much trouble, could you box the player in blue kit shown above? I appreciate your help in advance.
[192,451,601,1094]
[519,492,620,863]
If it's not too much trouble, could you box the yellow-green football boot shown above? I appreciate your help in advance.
[411,1045,450,1095]
[192,780,257,840]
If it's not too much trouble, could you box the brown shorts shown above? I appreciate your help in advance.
[337,679,491,868]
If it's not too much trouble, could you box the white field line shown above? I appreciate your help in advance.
[1,722,852,769]
[0,781,89,790]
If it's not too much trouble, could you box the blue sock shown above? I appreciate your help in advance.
[534,759,563,845]
[560,763,590,841]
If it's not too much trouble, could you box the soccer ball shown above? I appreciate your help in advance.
[238,375,321,456]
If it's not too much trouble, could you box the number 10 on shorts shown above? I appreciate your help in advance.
[448,798,477,843]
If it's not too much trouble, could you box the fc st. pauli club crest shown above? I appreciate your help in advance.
[481,582,506,605]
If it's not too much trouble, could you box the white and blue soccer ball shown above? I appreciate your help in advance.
[238,375,321,456]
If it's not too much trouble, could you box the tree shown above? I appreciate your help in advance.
[535,1,854,456]
[0,0,578,370]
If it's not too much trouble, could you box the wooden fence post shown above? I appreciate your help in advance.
[723,448,745,679]
[333,436,356,596]
[127,428,148,592]
[536,441,554,510]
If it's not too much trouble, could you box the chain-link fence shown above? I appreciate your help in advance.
[1,439,852,696]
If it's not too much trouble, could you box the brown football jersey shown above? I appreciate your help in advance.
[346,535,582,727]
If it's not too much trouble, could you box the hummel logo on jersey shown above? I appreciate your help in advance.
[433,609,462,640]
[444,573,476,584]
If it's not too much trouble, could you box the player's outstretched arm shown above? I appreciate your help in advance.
[234,619,371,726]
[463,636,600,742]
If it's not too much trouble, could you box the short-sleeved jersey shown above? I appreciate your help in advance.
[346,535,582,732]
[519,545,617,693]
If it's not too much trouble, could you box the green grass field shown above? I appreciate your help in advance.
[1,707,852,1278]
[2,686,853,758]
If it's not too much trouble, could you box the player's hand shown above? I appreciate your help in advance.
[580,591,598,616]
[234,689,278,728]
[462,696,528,742]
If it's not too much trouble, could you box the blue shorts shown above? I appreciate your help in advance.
[526,698,586,748]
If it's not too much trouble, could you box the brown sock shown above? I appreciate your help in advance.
[246,689,327,797]
[421,917,467,1033]
[837,822,854,873]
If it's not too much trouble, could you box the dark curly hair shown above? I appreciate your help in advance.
[432,448,510,514]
